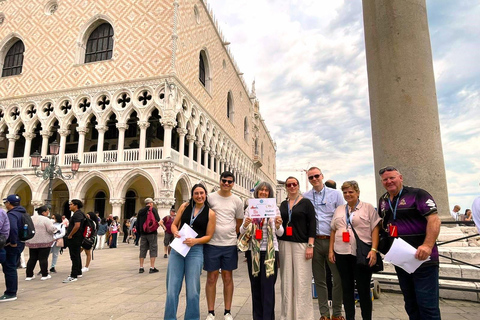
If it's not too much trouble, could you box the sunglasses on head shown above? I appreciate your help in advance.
[378,166,398,175]
[221,179,234,185]
[308,174,322,180]
[286,182,298,188]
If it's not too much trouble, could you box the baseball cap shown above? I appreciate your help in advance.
[144,197,154,204]
[3,194,21,205]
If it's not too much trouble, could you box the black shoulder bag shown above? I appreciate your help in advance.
[350,224,384,273]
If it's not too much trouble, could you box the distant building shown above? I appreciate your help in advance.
[276,180,287,207]
[0,0,276,218]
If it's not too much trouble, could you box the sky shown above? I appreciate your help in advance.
[206,0,480,212]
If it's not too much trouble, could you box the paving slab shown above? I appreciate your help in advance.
[1,240,478,319]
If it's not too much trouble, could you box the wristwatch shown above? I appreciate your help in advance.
[307,243,314,248]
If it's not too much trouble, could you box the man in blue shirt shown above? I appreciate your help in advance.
[303,167,345,320]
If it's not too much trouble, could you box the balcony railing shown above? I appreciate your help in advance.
[0,159,6,169]
[124,149,139,162]
[145,147,162,160]
[13,158,23,168]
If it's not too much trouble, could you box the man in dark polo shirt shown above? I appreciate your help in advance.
[63,199,85,283]
[378,166,441,320]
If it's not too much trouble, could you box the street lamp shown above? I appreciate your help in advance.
[31,142,81,207]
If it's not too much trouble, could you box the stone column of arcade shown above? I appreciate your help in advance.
[76,127,88,164]
[186,134,195,169]
[95,125,108,164]
[5,133,18,169]
[362,0,449,218]
[22,132,35,168]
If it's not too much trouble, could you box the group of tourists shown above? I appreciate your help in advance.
[0,166,443,320]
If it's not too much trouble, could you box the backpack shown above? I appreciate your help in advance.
[143,207,159,233]
[81,217,97,250]
[19,211,36,241]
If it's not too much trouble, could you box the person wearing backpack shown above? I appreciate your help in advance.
[1,195,27,302]
[136,198,160,274]
[63,199,85,283]
[81,212,97,272]
[25,206,57,281]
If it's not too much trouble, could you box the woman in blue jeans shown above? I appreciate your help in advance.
[164,184,216,320]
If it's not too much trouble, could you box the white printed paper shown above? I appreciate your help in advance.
[170,224,198,257]
[384,238,430,274]
[248,198,277,218]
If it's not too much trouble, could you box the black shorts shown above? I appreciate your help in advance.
[203,244,238,271]
[163,233,174,246]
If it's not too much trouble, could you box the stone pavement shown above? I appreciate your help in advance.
[1,239,478,319]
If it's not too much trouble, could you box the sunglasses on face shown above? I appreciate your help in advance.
[221,179,234,185]
[308,174,322,180]
[286,183,298,188]
[378,166,398,175]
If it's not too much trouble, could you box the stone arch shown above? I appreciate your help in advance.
[0,32,25,73]
[174,173,192,209]
[116,168,158,199]
[73,170,115,199]
[199,48,212,92]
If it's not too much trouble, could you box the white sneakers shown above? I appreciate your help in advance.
[81,267,89,272]
[205,314,215,320]
[41,275,52,281]
[62,276,78,283]
[25,275,35,281]
[224,313,233,320]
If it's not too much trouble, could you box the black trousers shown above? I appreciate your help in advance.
[26,247,51,277]
[246,250,279,320]
[67,238,83,278]
[335,253,372,320]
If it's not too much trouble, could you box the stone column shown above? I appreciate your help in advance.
[216,156,221,175]
[116,123,128,162]
[40,130,51,158]
[58,129,70,165]
[203,146,209,169]
[161,120,174,159]
[177,128,188,163]
[186,134,195,169]
[22,132,35,168]
[221,159,225,173]
[76,127,88,164]
[138,121,150,161]
[5,134,18,169]
[95,125,108,164]
[209,151,215,172]
[110,199,125,221]
[362,0,449,217]
[196,141,203,171]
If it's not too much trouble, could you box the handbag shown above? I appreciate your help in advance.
[56,237,64,248]
[351,225,384,273]
[0,234,6,250]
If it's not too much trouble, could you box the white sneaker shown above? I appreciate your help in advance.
[205,314,215,320]
[224,313,233,320]
[62,276,77,283]
[25,276,35,281]
[41,275,52,281]
[78,274,83,278]
[81,267,89,272]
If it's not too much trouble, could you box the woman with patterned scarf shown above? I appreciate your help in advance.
[238,182,283,320]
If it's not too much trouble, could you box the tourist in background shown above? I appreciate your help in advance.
[164,184,216,320]
[96,218,108,250]
[161,207,176,258]
[81,212,97,272]
[25,206,57,281]
[109,216,120,248]
[50,214,66,273]
[329,181,380,320]
[278,177,316,320]
[239,182,283,320]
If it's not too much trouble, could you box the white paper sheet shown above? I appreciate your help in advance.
[170,224,198,257]
[384,238,430,274]
[248,198,277,218]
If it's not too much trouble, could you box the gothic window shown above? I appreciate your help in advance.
[2,40,25,77]
[199,53,206,86]
[199,50,210,91]
[85,23,114,63]
[244,117,249,141]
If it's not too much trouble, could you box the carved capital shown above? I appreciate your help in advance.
[138,121,150,130]
[155,197,176,208]
[95,125,108,133]
[30,200,44,208]
[160,118,177,129]
[110,199,125,207]
[76,127,89,134]
[209,150,216,157]
[40,130,52,138]
[116,123,129,131]
[22,132,36,140]
[176,128,188,136]
[202,146,209,152]
[58,129,70,137]
[196,140,204,148]
[6,134,18,141]
[186,134,196,142]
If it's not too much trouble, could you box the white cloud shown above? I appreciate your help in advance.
[208,0,480,212]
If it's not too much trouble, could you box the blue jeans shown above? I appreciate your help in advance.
[51,245,60,268]
[164,245,204,320]
[395,264,441,320]
[2,245,23,296]
[0,248,5,264]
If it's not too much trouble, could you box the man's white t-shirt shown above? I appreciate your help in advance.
[208,192,244,246]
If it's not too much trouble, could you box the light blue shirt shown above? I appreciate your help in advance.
[303,186,345,236]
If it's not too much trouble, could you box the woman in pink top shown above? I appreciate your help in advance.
[328,181,381,320]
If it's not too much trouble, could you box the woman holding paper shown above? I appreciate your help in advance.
[164,183,216,320]
[278,176,316,320]
[238,181,284,320]
[328,181,381,320]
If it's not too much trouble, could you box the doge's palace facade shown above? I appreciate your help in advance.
[0,0,276,219]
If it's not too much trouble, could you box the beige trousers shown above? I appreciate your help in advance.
[279,240,315,320]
